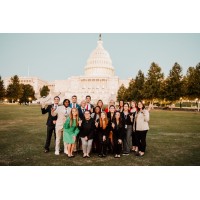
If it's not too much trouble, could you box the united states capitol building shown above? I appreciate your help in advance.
[4,35,130,104]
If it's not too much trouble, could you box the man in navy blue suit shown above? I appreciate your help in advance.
[41,96,60,153]
[70,95,80,109]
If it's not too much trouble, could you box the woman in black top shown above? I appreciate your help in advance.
[107,105,116,153]
[79,110,95,158]
[118,100,124,112]
[130,100,138,152]
[120,103,134,155]
[111,111,125,158]
[97,111,111,157]
[91,106,101,153]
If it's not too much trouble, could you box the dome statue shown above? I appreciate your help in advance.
[84,35,115,77]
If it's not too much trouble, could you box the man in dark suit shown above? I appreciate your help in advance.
[76,100,87,152]
[85,95,94,113]
[70,95,80,109]
[78,100,87,120]
[41,96,60,153]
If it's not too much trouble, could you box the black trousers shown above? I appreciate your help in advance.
[44,125,56,150]
[113,138,122,155]
[132,131,137,146]
[98,134,108,155]
[92,131,100,153]
[75,134,81,151]
[135,130,148,152]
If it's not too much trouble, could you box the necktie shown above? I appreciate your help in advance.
[73,103,75,108]
[65,109,68,116]
[86,104,88,110]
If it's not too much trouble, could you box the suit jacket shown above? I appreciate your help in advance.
[51,105,71,130]
[111,120,125,140]
[78,107,86,120]
[85,103,94,111]
[70,103,80,109]
[107,112,115,123]
[41,104,58,126]
[97,120,111,137]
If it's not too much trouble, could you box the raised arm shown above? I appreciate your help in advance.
[41,104,50,114]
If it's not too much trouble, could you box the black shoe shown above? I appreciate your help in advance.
[98,154,103,157]
[83,155,87,158]
[86,155,90,158]
[59,149,63,153]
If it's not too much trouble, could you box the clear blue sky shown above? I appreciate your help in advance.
[0,33,200,81]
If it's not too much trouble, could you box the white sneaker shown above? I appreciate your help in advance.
[55,151,59,155]
[64,151,68,155]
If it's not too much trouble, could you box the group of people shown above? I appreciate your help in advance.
[41,95,151,158]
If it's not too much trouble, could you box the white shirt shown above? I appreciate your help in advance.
[85,103,91,110]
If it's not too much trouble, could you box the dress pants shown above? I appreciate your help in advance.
[81,138,93,154]
[44,125,56,151]
[135,130,148,152]
[132,131,137,146]
[122,125,132,153]
[55,128,65,153]
[92,130,100,153]
[98,134,108,155]
[113,138,122,155]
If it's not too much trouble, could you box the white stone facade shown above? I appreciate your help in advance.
[53,38,128,104]
[3,76,49,98]
[4,36,129,105]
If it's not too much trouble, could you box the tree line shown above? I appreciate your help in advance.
[1,62,200,105]
[0,75,50,103]
[117,62,200,105]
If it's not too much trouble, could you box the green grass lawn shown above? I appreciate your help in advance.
[0,104,200,166]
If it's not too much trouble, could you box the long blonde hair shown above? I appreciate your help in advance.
[100,111,108,129]
[69,108,79,127]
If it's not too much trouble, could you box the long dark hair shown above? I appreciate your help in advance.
[114,111,123,128]
[137,101,145,111]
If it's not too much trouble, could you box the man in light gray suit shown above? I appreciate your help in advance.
[52,99,71,155]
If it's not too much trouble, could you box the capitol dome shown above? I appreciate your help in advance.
[84,35,115,77]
